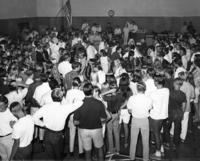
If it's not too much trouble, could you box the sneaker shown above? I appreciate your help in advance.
[163,142,170,150]
[171,143,177,150]
[79,153,85,158]
[161,145,165,156]
[106,151,114,157]
[181,139,185,143]
[150,152,161,160]
[69,152,74,157]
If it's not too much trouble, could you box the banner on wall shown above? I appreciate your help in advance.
[64,0,72,26]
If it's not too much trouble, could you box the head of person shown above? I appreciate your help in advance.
[131,69,142,83]
[83,83,93,97]
[10,102,24,119]
[0,95,8,112]
[119,73,130,87]
[49,77,59,90]
[146,67,155,78]
[72,77,81,89]
[136,82,146,93]
[93,85,101,98]
[51,88,64,102]
[164,68,174,79]
[101,82,110,93]
[114,59,121,68]
[25,70,34,79]
[173,58,182,67]
[173,78,183,91]
[178,71,187,81]
[154,74,165,88]
[40,73,48,83]
[116,46,122,53]
[100,49,107,57]
[72,62,81,72]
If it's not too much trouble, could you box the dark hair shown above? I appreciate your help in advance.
[83,83,93,96]
[72,62,81,70]
[10,102,21,112]
[100,49,107,57]
[194,55,200,68]
[154,74,165,87]
[146,67,155,78]
[51,88,63,102]
[40,73,48,82]
[116,46,121,51]
[148,45,155,51]
[0,95,8,106]
[93,85,101,95]
[137,82,146,93]
[174,77,183,86]
[164,68,174,77]
[119,73,130,87]
[49,77,59,90]
[25,70,33,77]
[180,47,186,55]
[106,74,117,85]
[132,69,142,82]
[72,77,81,87]
[174,58,182,67]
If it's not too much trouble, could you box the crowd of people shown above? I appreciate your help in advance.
[0,20,200,161]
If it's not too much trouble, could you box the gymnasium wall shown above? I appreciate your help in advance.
[1,0,200,35]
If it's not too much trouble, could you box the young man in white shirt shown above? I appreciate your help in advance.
[149,75,169,159]
[63,77,85,157]
[9,102,34,161]
[144,68,157,96]
[127,82,152,161]
[32,73,51,142]
[57,54,72,78]
[0,96,17,161]
[86,42,97,61]
[33,88,83,160]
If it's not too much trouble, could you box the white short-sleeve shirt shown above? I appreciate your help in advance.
[0,108,17,136]
[150,88,169,120]
[12,115,34,147]
[127,93,152,118]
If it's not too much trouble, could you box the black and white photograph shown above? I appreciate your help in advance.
[0,0,200,160]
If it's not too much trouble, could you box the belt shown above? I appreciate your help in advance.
[111,112,118,114]
[0,133,11,138]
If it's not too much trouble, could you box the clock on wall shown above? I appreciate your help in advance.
[108,9,115,17]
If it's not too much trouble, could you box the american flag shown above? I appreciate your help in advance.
[64,0,72,26]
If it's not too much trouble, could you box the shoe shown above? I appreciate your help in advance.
[171,143,177,150]
[79,153,85,158]
[163,142,170,150]
[121,133,125,137]
[151,140,156,145]
[181,139,185,143]
[150,152,161,160]
[106,151,114,157]
[161,145,165,156]
[69,152,74,157]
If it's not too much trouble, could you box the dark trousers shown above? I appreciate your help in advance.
[149,118,163,151]
[163,117,182,145]
[44,129,64,161]
[13,144,32,161]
